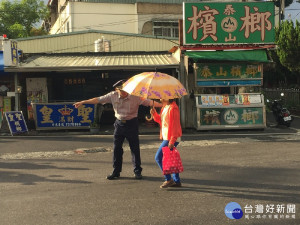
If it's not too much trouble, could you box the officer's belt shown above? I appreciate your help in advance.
[116,117,137,124]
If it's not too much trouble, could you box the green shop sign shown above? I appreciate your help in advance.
[196,63,262,80]
[200,107,263,126]
[184,2,275,44]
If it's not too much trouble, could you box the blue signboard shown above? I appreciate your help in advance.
[5,111,28,135]
[33,103,96,130]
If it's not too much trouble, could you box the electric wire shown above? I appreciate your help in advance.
[51,13,179,31]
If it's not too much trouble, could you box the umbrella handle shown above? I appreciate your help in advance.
[145,114,153,121]
[145,100,154,121]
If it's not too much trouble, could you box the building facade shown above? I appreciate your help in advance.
[47,0,188,36]
[48,0,281,37]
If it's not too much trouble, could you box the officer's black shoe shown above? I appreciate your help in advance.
[106,172,120,180]
[134,172,142,180]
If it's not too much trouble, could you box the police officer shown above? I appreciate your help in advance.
[74,80,162,180]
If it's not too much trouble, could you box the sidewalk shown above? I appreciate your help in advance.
[0,123,162,136]
[1,113,300,136]
[33,123,161,136]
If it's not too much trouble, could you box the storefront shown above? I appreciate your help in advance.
[5,52,180,130]
[181,1,275,130]
[185,50,268,130]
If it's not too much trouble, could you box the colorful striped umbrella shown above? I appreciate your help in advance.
[122,72,187,99]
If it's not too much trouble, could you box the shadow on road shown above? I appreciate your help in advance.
[0,161,91,185]
[166,178,299,203]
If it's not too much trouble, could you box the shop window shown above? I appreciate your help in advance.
[153,21,179,38]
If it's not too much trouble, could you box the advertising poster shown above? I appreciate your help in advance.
[3,97,11,112]
[208,95,216,106]
[26,78,48,120]
[201,95,209,106]
[242,94,250,105]
[215,95,223,106]
[222,94,230,106]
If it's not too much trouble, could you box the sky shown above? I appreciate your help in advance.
[285,0,300,22]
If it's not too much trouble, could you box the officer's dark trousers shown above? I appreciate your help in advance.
[113,117,142,174]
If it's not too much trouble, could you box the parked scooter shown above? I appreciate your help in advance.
[271,93,293,127]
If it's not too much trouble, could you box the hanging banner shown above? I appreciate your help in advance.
[3,40,18,66]
[4,111,28,135]
[184,2,275,45]
[32,103,96,130]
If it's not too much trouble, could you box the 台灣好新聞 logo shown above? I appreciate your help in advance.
[225,202,243,219]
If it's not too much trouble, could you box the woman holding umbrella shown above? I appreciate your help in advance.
[150,99,182,188]
[122,72,187,188]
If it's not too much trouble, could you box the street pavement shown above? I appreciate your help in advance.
[0,114,300,225]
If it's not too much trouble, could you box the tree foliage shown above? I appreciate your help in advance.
[0,0,48,39]
[276,20,300,73]
[30,27,48,37]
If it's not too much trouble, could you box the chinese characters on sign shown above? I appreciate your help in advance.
[203,110,221,125]
[187,5,219,42]
[33,103,95,130]
[200,107,263,126]
[11,41,18,66]
[196,63,262,80]
[196,63,263,87]
[184,2,275,44]
[64,78,86,85]
[244,204,296,220]
[4,111,28,135]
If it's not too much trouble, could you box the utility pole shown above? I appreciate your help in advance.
[279,0,285,24]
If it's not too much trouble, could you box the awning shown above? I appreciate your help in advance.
[185,49,269,62]
[5,52,179,72]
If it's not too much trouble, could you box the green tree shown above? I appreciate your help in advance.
[0,0,48,39]
[30,27,48,37]
[276,20,300,85]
